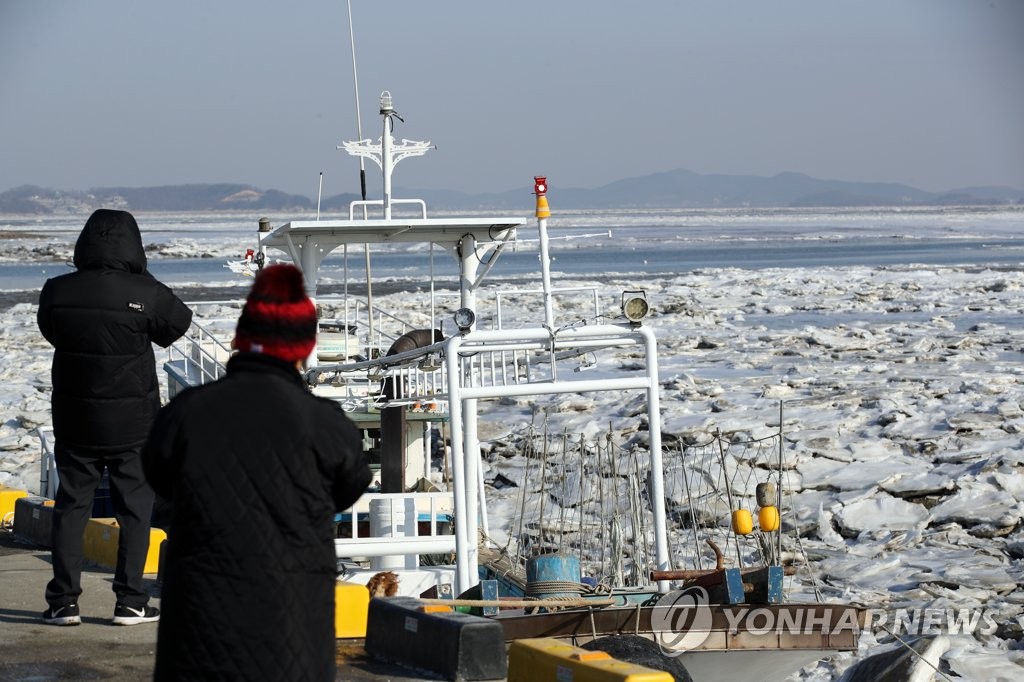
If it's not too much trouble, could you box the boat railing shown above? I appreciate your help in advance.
[334,491,455,568]
[493,286,603,330]
[452,323,644,392]
[36,426,57,499]
[348,199,427,220]
[318,295,435,359]
[425,285,604,333]
[165,285,614,413]
[307,340,449,410]
[164,318,233,396]
[323,283,606,357]
[360,301,430,355]
[310,315,645,411]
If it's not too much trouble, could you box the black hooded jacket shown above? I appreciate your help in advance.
[37,209,193,451]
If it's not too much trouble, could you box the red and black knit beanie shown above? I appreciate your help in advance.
[233,264,317,362]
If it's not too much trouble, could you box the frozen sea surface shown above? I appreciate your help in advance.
[2,206,1023,680]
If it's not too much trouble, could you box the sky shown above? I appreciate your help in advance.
[2,1,1023,199]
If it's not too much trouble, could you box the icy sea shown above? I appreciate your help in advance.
[2,205,1023,680]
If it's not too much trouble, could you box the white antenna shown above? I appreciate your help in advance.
[346,0,373,342]
[346,0,366,208]
[316,171,323,221]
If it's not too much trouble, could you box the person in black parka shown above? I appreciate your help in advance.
[143,264,372,681]
[38,209,193,627]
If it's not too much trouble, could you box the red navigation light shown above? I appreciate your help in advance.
[534,176,547,196]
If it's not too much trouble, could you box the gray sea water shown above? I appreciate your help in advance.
[2,205,1022,291]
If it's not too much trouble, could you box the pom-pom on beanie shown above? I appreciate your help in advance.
[233,264,317,363]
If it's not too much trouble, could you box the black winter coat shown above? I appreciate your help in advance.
[142,353,372,682]
[37,209,193,450]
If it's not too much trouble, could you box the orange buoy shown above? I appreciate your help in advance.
[759,505,781,532]
[731,509,754,535]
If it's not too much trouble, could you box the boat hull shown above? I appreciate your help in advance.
[493,602,864,682]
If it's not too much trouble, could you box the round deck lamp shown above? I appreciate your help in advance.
[621,290,650,324]
[453,307,476,332]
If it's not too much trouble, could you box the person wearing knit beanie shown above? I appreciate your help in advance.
[143,260,371,681]
[233,263,317,364]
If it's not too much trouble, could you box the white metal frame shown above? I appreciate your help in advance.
[443,324,669,594]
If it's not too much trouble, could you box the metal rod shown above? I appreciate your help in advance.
[346,0,363,152]
[316,171,323,221]
[778,400,784,566]
[679,442,703,571]
[537,214,555,329]
[715,430,744,568]
[345,0,373,345]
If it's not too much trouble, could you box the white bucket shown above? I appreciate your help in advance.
[368,497,418,570]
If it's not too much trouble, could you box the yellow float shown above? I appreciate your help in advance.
[759,505,781,532]
[731,508,754,535]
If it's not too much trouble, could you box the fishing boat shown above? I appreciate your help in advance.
[156,93,864,680]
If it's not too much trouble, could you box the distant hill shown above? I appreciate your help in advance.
[2,171,1021,214]
[0,184,361,215]
[94,184,323,212]
[437,170,1022,210]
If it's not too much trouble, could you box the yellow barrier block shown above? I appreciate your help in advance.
[508,638,674,682]
[82,518,167,574]
[335,581,370,639]
[573,651,612,662]
[0,486,29,522]
[420,604,453,614]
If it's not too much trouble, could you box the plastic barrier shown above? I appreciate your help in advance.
[83,518,166,574]
[0,486,29,526]
[365,595,506,681]
[335,581,370,638]
[12,496,54,547]
[508,638,674,682]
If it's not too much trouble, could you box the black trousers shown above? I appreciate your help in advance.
[45,442,155,609]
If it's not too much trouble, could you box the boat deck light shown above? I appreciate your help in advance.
[453,308,476,332]
[621,290,650,324]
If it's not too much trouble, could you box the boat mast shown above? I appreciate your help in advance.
[341,92,432,221]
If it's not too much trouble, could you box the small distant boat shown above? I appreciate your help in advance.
[224,248,258,277]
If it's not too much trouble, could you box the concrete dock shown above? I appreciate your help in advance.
[0,532,443,681]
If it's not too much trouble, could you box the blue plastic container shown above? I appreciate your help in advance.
[525,554,582,598]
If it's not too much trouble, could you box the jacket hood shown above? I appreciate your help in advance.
[73,209,148,273]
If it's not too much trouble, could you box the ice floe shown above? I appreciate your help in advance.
[2,244,1023,680]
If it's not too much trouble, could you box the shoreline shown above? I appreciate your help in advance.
[5,259,1024,312]
[0,280,467,311]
